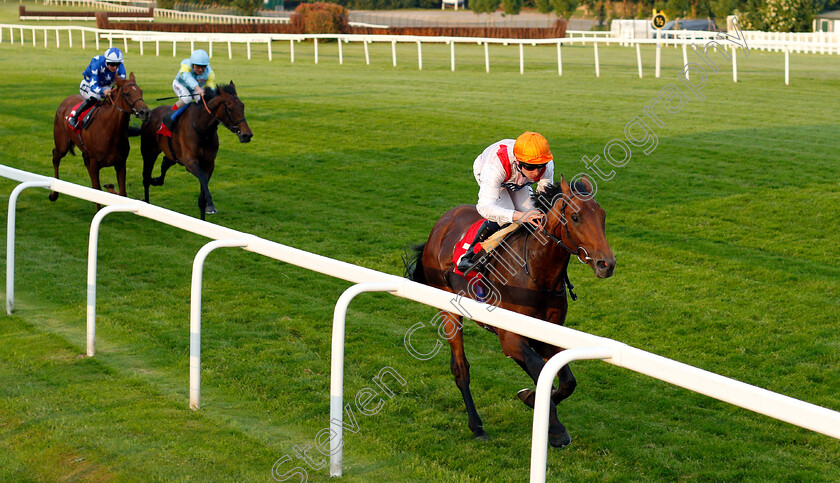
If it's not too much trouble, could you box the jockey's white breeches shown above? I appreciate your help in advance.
[79,79,104,101]
[173,80,200,104]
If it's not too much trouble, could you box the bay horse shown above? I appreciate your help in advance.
[139,82,252,220]
[407,176,616,447]
[51,73,150,203]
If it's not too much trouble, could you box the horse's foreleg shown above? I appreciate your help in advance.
[115,163,127,197]
[532,344,576,405]
[185,163,216,219]
[500,332,571,447]
[86,160,104,211]
[441,310,487,441]
[152,157,176,186]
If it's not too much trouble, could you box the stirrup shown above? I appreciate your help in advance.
[457,250,486,275]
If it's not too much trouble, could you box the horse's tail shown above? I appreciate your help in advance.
[403,243,427,285]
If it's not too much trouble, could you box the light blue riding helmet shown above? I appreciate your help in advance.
[104,47,124,64]
[190,49,210,66]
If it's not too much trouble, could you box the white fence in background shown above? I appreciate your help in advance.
[2,164,840,481]
[153,8,289,24]
[2,22,834,85]
[42,0,151,13]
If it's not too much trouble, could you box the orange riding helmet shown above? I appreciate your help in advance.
[513,132,553,165]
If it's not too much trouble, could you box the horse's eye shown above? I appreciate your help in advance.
[571,213,580,223]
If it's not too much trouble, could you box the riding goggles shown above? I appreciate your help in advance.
[518,161,545,171]
[106,62,121,67]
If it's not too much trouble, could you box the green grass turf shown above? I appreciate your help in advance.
[1,5,840,481]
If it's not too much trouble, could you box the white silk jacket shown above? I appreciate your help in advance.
[472,139,554,224]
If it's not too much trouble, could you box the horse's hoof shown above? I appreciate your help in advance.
[104,183,116,194]
[475,434,490,442]
[205,206,218,215]
[151,177,164,186]
[517,388,536,409]
[49,192,58,202]
[549,430,571,448]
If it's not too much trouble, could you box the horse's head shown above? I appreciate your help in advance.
[533,175,616,279]
[112,73,150,122]
[207,81,252,143]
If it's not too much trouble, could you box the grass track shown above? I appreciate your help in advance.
[1,5,840,481]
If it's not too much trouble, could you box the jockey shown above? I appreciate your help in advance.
[162,49,216,131]
[68,47,126,128]
[456,132,555,274]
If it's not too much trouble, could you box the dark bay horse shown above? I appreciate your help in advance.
[51,73,150,202]
[139,82,252,220]
[408,176,616,447]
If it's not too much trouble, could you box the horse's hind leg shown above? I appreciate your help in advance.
[50,127,72,202]
[440,310,487,441]
[500,332,571,447]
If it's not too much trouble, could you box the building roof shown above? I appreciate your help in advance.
[816,10,840,20]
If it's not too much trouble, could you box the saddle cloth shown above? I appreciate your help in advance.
[156,104,180,138]
[66,101,97,132]
[451,220,520,280]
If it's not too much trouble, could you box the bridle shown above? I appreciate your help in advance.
[108,82,146,117]
[203,94,247,136]
[540,195,592,265]
[519,193,592,301]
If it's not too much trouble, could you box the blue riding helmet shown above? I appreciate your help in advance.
[190,49,210,66]
[104,47,124,64]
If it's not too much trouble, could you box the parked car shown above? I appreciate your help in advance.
[656,18,719,38]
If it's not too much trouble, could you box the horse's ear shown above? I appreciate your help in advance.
[559,174,570,195]
[579,174,593,193]
[129,72,135,81]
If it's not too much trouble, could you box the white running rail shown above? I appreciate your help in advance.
[2,163,839,482]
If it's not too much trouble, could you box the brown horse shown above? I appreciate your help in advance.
[51,73,150,203]
[139,82,252,220]
[407,176,615,447]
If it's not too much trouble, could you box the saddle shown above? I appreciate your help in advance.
[452,221,521,280]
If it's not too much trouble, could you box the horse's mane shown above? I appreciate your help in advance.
[205,83,237,101]
[531,181,591,214]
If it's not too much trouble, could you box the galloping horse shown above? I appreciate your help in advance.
[139,82,252,220]
[407,176,616,447]
[51,73,150,203]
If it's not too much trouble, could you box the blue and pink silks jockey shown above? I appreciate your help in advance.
[67,47,126,128]
[159,49,217,134]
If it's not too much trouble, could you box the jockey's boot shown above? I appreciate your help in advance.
[457,220,499,274]
[162,111,175,131]
[162,104,186,131]
[68,98,96,128]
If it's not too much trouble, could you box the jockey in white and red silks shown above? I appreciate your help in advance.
[457,131,555,274]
